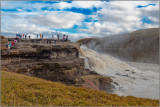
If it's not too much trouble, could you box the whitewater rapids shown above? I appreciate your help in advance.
[80,46,159,99]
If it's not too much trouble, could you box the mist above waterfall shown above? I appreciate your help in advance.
[80,28,159,64]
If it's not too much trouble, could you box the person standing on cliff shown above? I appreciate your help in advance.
[12,41,15,48]
[9,43,11,49]
[63,34,65,42]
[25,35,27,40]
[14,39,16,43]
[42,35,43,38]
[47,39,48,44]
[29,35,31,39]
[48,40,51,44]
[54,39,57,44]
[63,36,64,42]
[57,34,59,41]
[66,35,68,41]
[6,42,8,49]
[37,34,38,38]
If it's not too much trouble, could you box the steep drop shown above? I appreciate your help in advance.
[80,46,159,99]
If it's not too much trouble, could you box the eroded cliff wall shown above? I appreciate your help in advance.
[1,37,114,93]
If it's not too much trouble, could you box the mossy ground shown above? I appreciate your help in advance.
[1,71,159,106]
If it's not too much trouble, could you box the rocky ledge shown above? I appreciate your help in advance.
[1,36,114,93]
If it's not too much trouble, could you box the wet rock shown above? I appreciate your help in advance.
[113,82,119,86]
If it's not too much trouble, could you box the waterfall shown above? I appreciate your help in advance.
[80,45,159,99]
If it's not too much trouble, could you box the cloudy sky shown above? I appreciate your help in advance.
[1,1,159,41]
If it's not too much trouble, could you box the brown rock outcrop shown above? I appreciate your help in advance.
[1,37,113,93]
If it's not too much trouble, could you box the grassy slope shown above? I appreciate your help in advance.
[1,71,159,106]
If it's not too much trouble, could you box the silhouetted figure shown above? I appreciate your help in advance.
[47,39,48,44]
[25,35,27,39]
[29,35,31,39]
[66,35,68,41]
[57,35,59,41]
[6,43,8,48]
[42,35,43,38]
[37,34,38,38]
[54,39,57,44]
[63,34,65,38]
[17,37,20,42]
[62,37,64,42]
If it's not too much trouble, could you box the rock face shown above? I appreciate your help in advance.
[1,37,114,93]
[77,28,159,64]
[1,36,8,44]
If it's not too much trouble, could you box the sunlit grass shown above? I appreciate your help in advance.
[1,71,159,106]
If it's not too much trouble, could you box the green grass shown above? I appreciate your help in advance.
[1,71,159,106]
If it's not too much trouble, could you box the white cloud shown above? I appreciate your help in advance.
[28,11,85,29]
[2,24,55,34]
[51,2,72,9]
[48,1,104,9]
[71,1,103,9]
[81,1,159,37]
[1,1,103,11]
[1,1,159,41]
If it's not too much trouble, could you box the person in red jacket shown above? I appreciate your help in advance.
[11,41,15,48]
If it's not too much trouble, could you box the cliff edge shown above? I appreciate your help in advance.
[1,36,113,93]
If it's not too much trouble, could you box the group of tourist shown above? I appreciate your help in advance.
[51,34,68,44]
[37,34,69,44]
[6,36,19,49]
[55,34,68,41]
[37,34,44,38]
[37,34,69,41]
[6,33,69,49]
[16,33,31,39]
[16,33,69,42]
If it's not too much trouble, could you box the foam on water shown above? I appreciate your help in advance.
[80,46,159,99]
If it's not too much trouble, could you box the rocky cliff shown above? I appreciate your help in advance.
[77,28,159,64]
[1,36,113,93]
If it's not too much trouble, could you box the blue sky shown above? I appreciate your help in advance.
[1,1,159,41]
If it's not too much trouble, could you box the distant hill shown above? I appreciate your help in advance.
[1,70,159,106]
[77,28,159,64]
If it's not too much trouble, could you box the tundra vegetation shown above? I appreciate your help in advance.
[1,70,159,106]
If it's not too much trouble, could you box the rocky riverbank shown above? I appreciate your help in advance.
[1,36,114,93]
